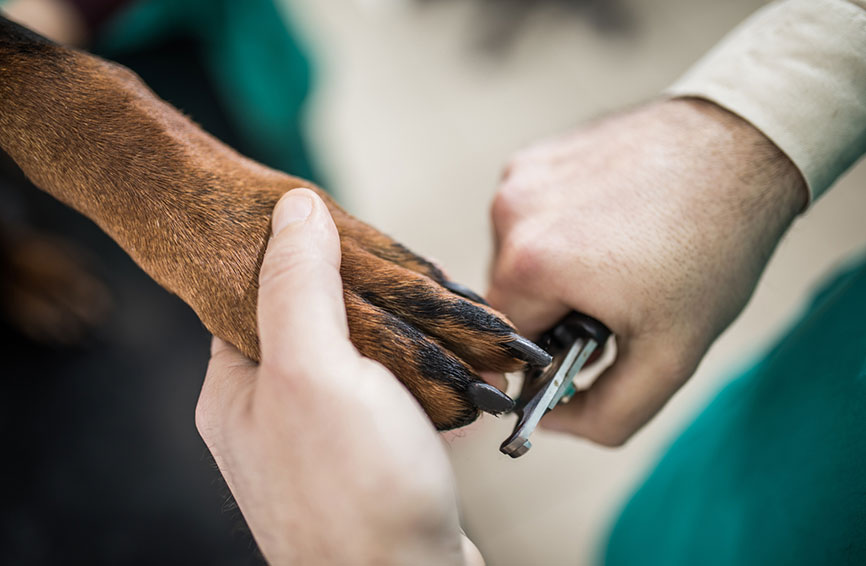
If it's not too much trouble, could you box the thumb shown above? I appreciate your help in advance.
[257,188,352,370]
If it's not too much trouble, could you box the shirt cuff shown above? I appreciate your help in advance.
[666,0,866,204]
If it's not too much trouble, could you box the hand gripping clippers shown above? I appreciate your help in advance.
[500,312,611,458]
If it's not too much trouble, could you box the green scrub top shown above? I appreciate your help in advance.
[605,254,866,564]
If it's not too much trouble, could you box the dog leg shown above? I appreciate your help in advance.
[0,16,546,429]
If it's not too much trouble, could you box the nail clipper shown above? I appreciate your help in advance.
[500,312,611,458]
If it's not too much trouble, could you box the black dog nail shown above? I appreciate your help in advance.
[505,335,553,367]
[467,381,515,414]
[442,281,490,306]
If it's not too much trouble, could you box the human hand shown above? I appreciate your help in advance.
[488,98,807,446]
[195,189,482,566]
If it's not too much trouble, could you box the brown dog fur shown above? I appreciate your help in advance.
[0,16,536,429]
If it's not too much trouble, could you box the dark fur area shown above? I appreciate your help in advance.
[0,15,533,430]
[342,241,523,373]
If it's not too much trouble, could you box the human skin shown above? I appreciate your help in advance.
[196,98,807,562]
[196,189,482,566]
[488,98,807,446]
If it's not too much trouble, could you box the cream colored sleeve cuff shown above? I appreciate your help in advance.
[666,0,866,203]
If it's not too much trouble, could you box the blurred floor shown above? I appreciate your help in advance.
[285,1,866,564]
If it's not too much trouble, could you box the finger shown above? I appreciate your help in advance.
[541,337,693,446]
[486,282,567,340]
[486,230,569,338]
[196,337,257,448]
[257,189,354,371]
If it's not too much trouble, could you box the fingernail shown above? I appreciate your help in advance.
[273,191,313,235]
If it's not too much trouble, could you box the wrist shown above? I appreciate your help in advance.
[354,499,466,566]
[664,96,808,222]
[256,491,466,566]
[275,529,464,566]
[607,96,809,340]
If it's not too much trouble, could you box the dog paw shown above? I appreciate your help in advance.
[187,183,550,431]
[337,224,550,429]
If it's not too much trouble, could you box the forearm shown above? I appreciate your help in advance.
[665,97,806,230]
[258,525,465,566]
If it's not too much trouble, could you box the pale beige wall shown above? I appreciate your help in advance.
[282,1,866,564]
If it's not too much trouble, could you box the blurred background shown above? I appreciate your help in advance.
[1,0,864,564]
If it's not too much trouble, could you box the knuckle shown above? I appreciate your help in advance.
[492,170,537,226]
[508,148,536,169]
[491,184,518,226]
[496,231,544,289]
[502,152,527,179]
